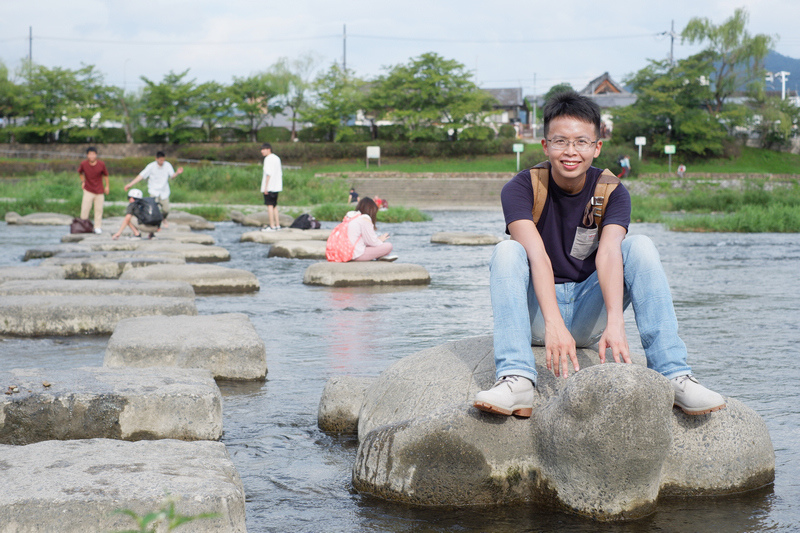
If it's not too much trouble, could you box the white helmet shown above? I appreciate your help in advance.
[128,188,143,199]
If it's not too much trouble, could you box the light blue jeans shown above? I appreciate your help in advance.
[490,235,692,385]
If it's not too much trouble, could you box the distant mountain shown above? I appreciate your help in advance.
[764,50,800,94]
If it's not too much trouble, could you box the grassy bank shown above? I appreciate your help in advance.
[2,149,799,230]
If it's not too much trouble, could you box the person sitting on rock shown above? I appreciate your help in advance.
[348,197,397,262]
[474,90,726,418]
[111,189,144,240]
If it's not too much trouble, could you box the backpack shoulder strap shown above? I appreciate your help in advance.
[583,169,620,232]
[529,161,550,225]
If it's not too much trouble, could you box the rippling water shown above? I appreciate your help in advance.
[2,213,799,532]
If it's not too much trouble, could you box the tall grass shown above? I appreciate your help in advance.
[309,203,430,222]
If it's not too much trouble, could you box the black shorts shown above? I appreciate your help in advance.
[263,192,279,206]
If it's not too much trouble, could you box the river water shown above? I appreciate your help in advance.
[1,211,799,532]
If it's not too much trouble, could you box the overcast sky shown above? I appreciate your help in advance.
[2,0,799,96]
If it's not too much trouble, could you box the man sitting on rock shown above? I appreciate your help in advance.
[474,91,726,417]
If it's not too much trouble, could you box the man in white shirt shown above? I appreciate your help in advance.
[260,143,283,231]
[124,151,184,227]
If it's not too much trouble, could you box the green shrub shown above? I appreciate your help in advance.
[460,126,495,141]
[297,127,326,143]
[408,126,448,142]
[335,126,372,143]
[377,206,431,223]
[498,124,517,139]
[257,126,292,143]
[376,124,408,141]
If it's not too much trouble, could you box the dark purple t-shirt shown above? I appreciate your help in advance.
[501,165,631,283]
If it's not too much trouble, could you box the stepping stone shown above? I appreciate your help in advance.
[0,366,221,444]
[4,212,73,225]
[0,279,195,298]
[240,211,294,227]
[105,313,267,380]
[0,294,197,336]
[88,241,231,263]
[431,231,503,245]
[0,265,65,283]
[241,228,331,244]
[165,210,216,230]
[268,240,327,259]
[60,225,201,243]
[0,439,246,532]
[40,251,186,279]
[318,376,376,434]
[120,264,260,294]
[23,244,92,261]
[303,261,431,287]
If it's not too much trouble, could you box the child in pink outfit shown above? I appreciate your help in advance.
[347,197,393,261]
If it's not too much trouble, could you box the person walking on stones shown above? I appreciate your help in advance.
[474,91,726,418]
[123,151,183,228]
[111,189,144,240]
[618,154,631,178]
[78,147,110,234]
[260,142,283,231]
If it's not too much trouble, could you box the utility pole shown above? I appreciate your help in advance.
[28,26,32,67]
[661,20,677,66]
[343,24,347,72]
[776,71,790,100]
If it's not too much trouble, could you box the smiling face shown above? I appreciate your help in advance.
[542,115,602,193]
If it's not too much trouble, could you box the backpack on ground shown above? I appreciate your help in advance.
[70,217,94,234]
[530,161,620,234]
[325,214,361,262]
[132,197,163,227]
[290,213,321,230]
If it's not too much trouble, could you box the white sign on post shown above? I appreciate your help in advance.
[664,144,676,173]
[366,146,381,168]
[634,136,647,161]
[512,143,524,172]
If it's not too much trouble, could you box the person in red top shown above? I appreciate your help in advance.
[78,147,110,234]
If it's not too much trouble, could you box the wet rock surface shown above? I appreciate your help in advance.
[241,227,330,244]
[268,240,328,259]
[431,231,504,245]
[0,279,195,298]
[0,366,222,443]
[303,261,431,287]
[119,263,260,294]
[0,265,66,283]
[4,212,73,225]
[40,251,186,279]
[105,313,267,380]
[0,439,246,532]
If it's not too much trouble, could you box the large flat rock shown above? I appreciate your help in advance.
[268,240,328,259]
[60,228,216,245]
[119,264,260,294]
[89,241,230,262]
[240,211,294,227]
[0,294,197,336]
[0,439,245,532]
[22,244,92,261]
[0,279,195,298]
[40,251,186,279]
[241,228,330,244]
[431,231,503,245]
[303,261,431,287]
[331,335,775,520]
[0,266,65,283]
[0,367,221,444]
[166,210,215,230]
[4,212,73,225]
[106,313,267,380]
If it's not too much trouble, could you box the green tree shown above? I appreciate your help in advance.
[229,70,287,143]
[277,54,317,141]
[367,52,495,140]
[302,63,364,142]
[543,82,574,104]
[749,96,799,149]
[0,61,24,141]
[195,81,235,141]
[139,69,199,143]
[17,63,111,142]
[682,7,775,113]
[613,53,729,158]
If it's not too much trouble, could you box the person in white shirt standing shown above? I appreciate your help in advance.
[124,151,184,228]
[260,143,283,231]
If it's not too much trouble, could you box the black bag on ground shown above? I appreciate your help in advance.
[290,213,320,230]
[132,197,163,226]
[70,217,94,234]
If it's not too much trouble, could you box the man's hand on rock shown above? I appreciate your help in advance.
[545,323,579,378]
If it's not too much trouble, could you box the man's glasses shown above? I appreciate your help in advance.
[546,138,597,152]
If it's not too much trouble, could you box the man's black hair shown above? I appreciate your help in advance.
[156,151,165,158]
[542,90,602,139]
[86,147,97,154]
[261,143,272,150]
